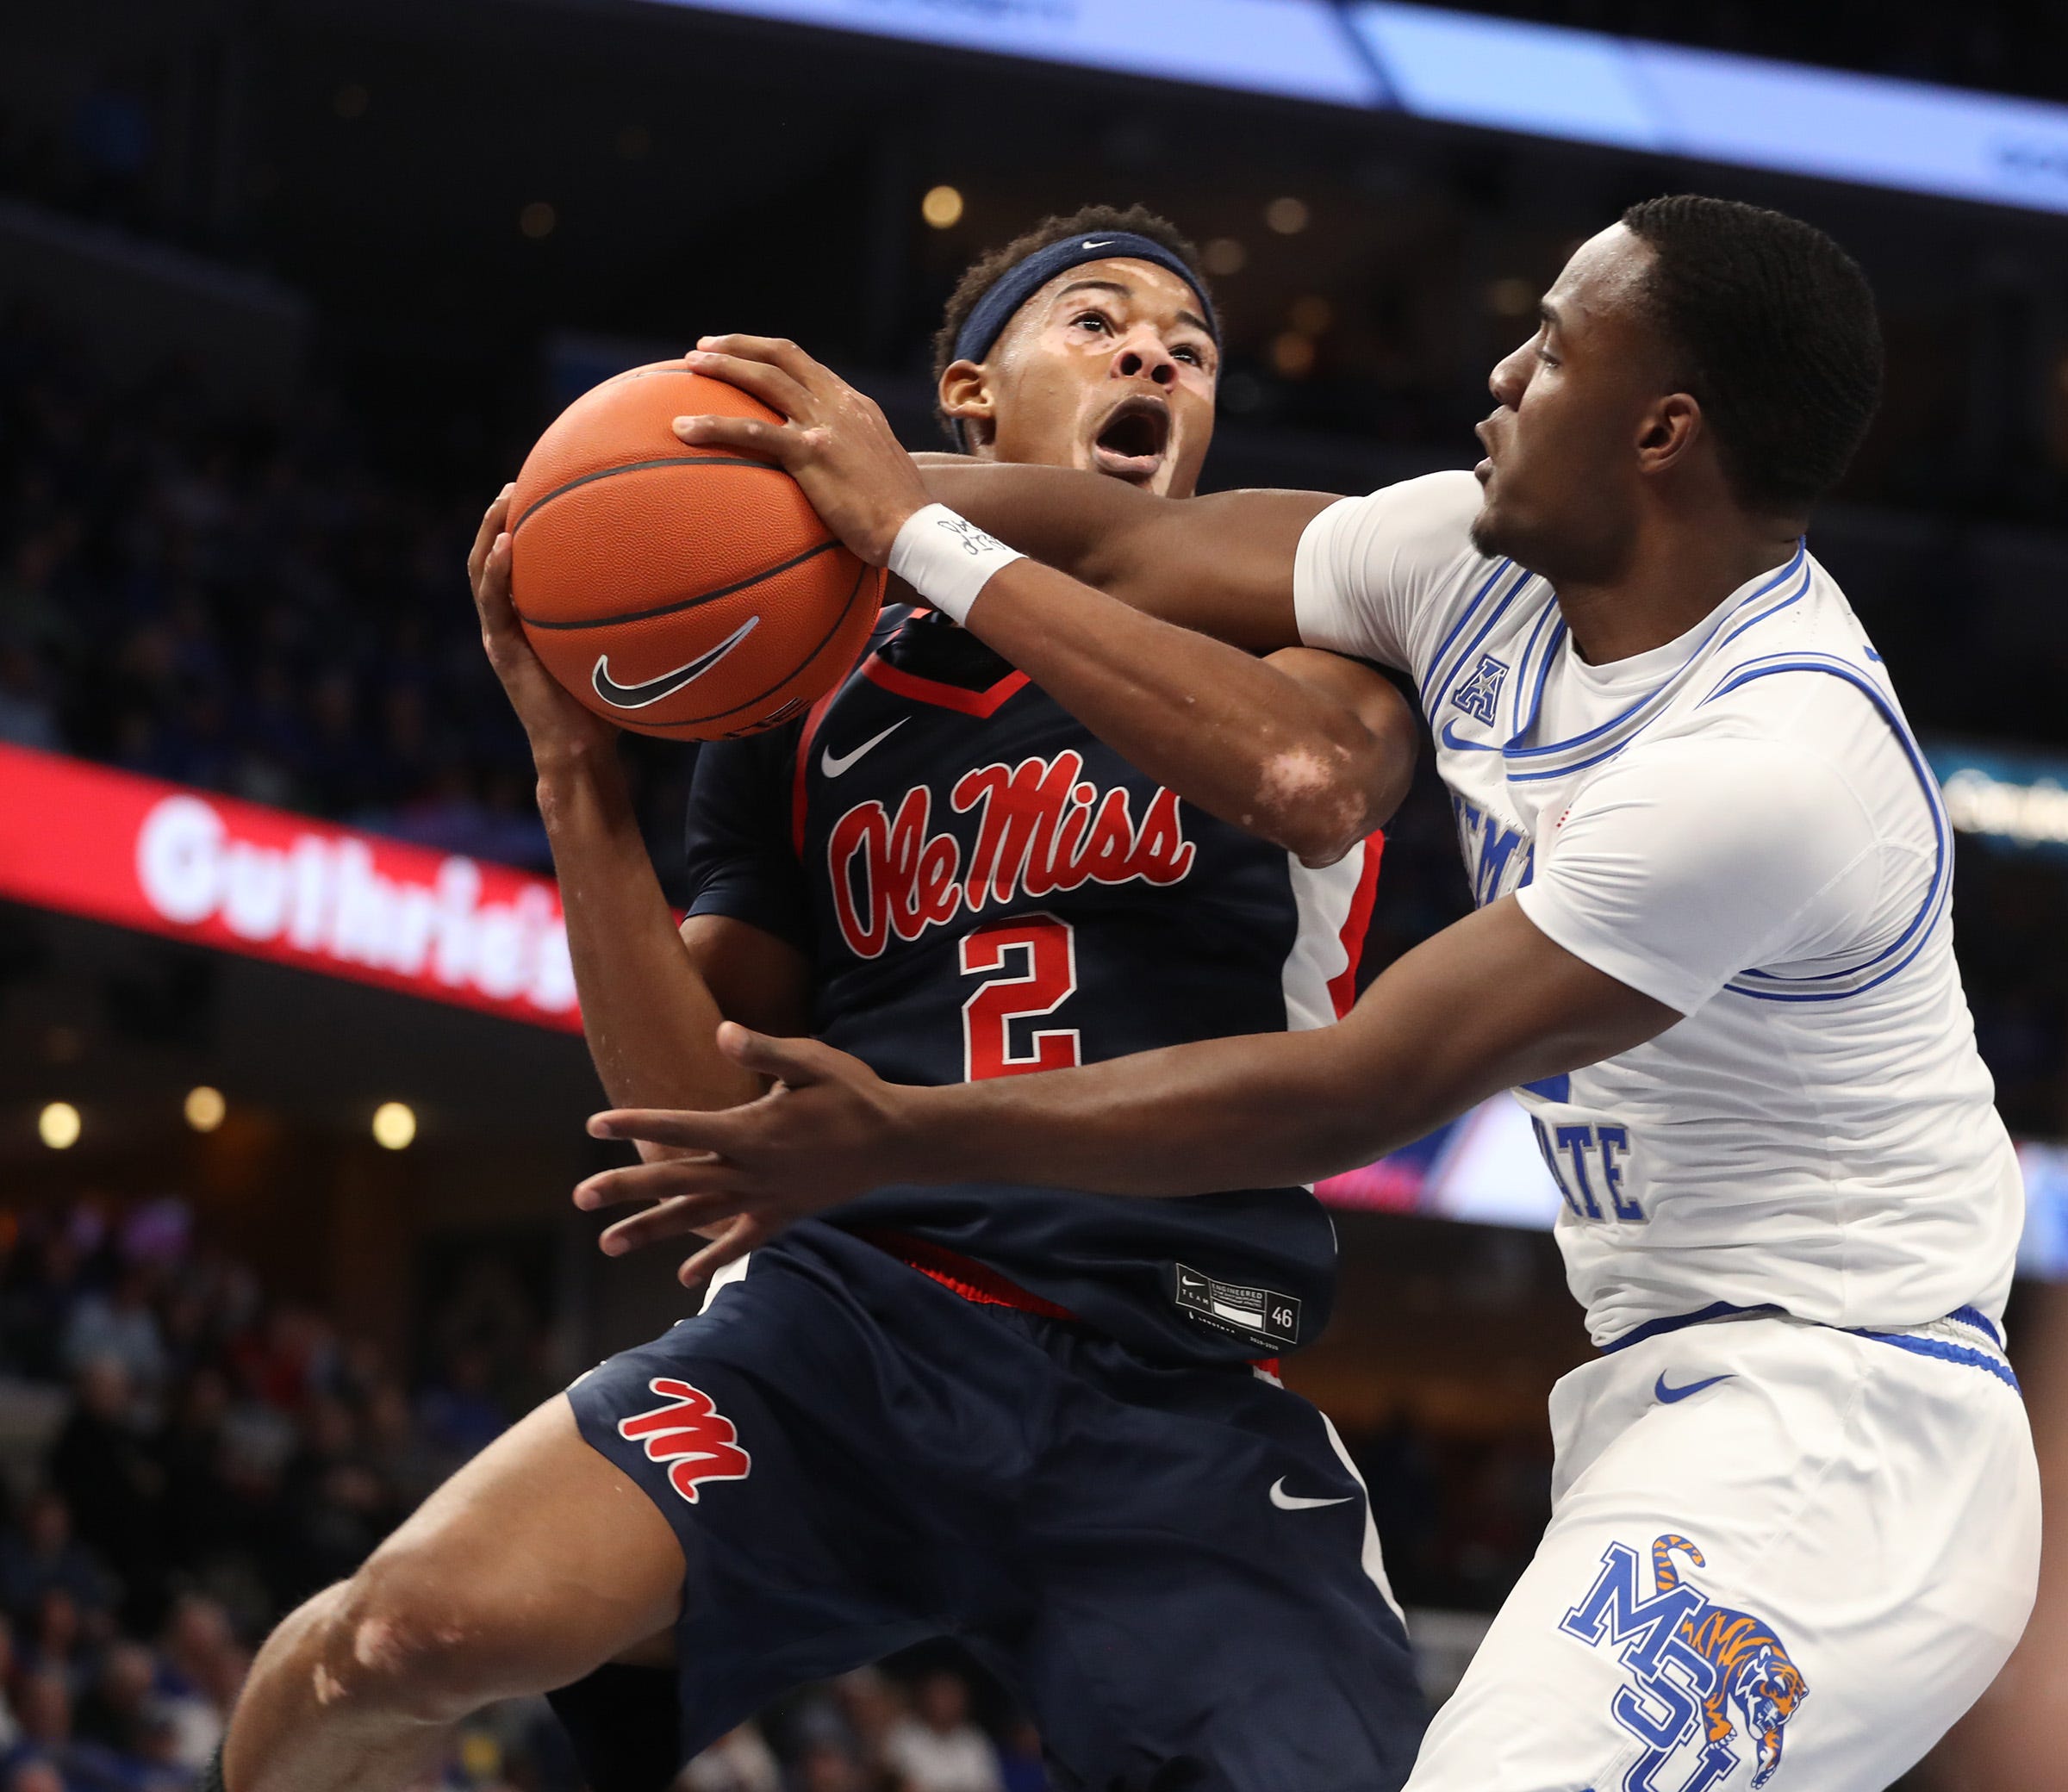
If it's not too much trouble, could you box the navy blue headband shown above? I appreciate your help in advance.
[951,229,1220,367]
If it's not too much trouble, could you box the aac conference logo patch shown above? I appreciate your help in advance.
[618,1377,752,1503]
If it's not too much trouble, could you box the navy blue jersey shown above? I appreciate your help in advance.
[684,605,1384,1364]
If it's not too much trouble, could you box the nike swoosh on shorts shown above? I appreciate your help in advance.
[1269,1476,1355,1511]
[821,719,906,777]
[592,617,760,709]
[1654,1372,1733,1404]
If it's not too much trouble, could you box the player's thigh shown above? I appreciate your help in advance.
[347,1393,685,1699]
[1406,1328,2039,1792]
[565,1243,1031,1747]
[1008,1362,1426,1792]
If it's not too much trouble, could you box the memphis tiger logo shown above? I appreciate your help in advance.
[617,1378,751,1503]
[1560,1533,1810,1791]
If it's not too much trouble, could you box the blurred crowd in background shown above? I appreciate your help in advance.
[0,1191,555,1790]
[0,303,562,870]
[0,1191,1548,1790]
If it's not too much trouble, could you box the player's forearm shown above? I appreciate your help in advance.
[536,754,762,1123]
[956,557,1393,862]
[917,460,1148,589]
[878,898,1677,1199]
[917,461,1322,650]
[897,1026,1389,1197]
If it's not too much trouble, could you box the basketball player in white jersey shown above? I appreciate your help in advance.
[575,195,2041,1789]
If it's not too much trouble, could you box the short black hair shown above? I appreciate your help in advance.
[931,202,1209,445]
[1621,195,1883,515]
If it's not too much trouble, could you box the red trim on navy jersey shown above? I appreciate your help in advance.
[862,655,1030,718]
[1326,831,1386,1018]
[862,1229,1078,1321]
[790,684,844,857]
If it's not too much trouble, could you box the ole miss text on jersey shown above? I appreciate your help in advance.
[682,605,1386,1363]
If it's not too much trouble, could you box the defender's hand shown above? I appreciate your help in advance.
[671,337,931,566]
[468,485,619,766]
[576,1024,923,1285]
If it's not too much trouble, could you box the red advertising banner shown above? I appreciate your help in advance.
[0,744,580,1032]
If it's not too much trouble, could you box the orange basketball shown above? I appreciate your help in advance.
[508,360,883,739]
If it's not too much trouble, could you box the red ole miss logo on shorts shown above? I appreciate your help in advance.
[618,1378,752,1503]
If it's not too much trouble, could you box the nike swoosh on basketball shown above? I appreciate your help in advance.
[592,617,759,709]
[821,719,906,777]
[1269,1477,1355,1511]
[1654,1372,1732,1404]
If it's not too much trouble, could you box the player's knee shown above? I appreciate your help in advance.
[311,1552,525,1725]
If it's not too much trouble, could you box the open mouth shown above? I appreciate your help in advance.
[1089,395,1172,485]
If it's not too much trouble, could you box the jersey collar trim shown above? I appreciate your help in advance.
[1436,544,1812,785]
[861,654,1029,718]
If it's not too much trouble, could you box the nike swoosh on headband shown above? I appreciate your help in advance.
[592,617,759,709]
[1654,1372,1733,1404]
[821,719,906,777]
[1269,1477,1355,1511]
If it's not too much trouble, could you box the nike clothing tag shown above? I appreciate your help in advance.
[1174,1262,1303,1349]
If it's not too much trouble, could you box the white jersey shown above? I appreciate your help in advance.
[1294,470,2021,1346]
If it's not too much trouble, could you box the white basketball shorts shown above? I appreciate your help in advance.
[1404,1309,2040,1792]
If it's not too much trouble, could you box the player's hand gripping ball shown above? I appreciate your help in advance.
[507,360,885,739]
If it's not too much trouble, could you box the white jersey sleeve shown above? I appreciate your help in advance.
[1513,734,1889,1017]
[1292,470,1484,675]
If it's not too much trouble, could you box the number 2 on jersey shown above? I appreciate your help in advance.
[959,914,1081,1080]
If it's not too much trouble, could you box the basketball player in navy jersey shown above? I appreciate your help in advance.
[214,208,1426,1792]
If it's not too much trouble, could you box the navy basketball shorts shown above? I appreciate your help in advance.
[566,1221,1427,1792]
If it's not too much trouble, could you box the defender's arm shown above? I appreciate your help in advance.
[579,725,1882,1279]
[573,899,1678,1277]
[914,457,1330,652]
[673,339,1412,862]
[903,550,1415,860]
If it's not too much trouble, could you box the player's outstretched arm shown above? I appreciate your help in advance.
[573,898,1679,1283]
[913,456,1329,653]
[675,336,1407,862]
[469,490,807,1157]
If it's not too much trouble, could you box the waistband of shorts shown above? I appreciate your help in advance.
[855,1229,1282,1378]
[857,1229,1081,1322]
[1600,1299,2017,1391]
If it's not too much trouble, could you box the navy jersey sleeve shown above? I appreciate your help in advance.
[682,730,811,954]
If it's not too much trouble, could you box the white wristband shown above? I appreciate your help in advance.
[888,503,1025,624]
